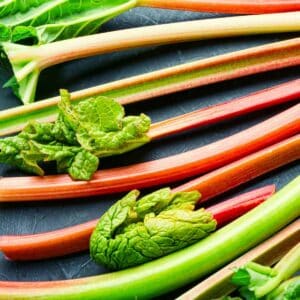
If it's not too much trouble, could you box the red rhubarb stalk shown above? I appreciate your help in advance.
[139,0,300,14]
[149,79,300,139]
[0,185,274,261]
[207,185,276,227]
[174,134,300,201]
[0,103,299,201]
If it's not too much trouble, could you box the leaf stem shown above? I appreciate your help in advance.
[139,0,300,14]
[148,79,300,140]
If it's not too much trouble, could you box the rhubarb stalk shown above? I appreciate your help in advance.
[1,133,296,260]
[2,12,300,104]
[0,185,275,261]
[139,0,300,14]
[0,104,298,201]
[0,176,298,299]
[1,44,299,135]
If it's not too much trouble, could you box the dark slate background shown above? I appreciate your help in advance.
[0,7,299,299]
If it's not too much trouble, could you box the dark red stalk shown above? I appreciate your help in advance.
[0,185,274,261]
[208,185,276,226]
[0,103,298,201]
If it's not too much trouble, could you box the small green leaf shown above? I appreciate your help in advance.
[11,26,37,43]
[0,24,11,42]
[58,90,151,157]
[90,188,217,270]
[68,150,99,181]
[232,268,251,286]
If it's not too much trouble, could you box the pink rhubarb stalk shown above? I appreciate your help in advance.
[0,104,299,201]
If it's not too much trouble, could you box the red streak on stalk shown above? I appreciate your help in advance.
[174,135,300,200]
[208,185,276,226]
[0,102,299,201]
[140,0,300,14]
[0,186,274,261]
[149,79,300,139]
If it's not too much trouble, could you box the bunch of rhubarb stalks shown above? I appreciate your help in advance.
[0,1,299,299]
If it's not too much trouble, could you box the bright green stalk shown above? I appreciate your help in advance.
[1,36,300,135]
[1,11,300,104]
[0,176,299,299]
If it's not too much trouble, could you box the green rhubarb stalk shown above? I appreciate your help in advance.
[1,12,300,104]
[0,176,299,299]
[1,38,300,134]
[177,220,300,300]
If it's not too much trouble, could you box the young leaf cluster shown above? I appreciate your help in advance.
[90,187,217,270]
[0,90,151,180]
[229,243,300,300]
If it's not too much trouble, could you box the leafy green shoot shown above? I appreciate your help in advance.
[231,243,300,299]
[0,90,151,180]
[90,187,217,270]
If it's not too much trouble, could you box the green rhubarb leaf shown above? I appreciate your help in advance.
[0,136,45,175]
[58,89,151,157]
[0,0,137,44]
[11,26,38,43]
[0,90,150,180]
[90,188,217,270]
[232,262,278,300]
[232,243,300,299]
[0,135,99,180]
[19,121,56,143]
[0,24,11,41]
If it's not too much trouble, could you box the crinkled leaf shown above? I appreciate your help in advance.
[0,90,150,180]
[20,121,56,143]
[90,188,217,270]
[0,136,44,175]
[59,90,151,157]
[0,136,99,180]
[68,150,99,181]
